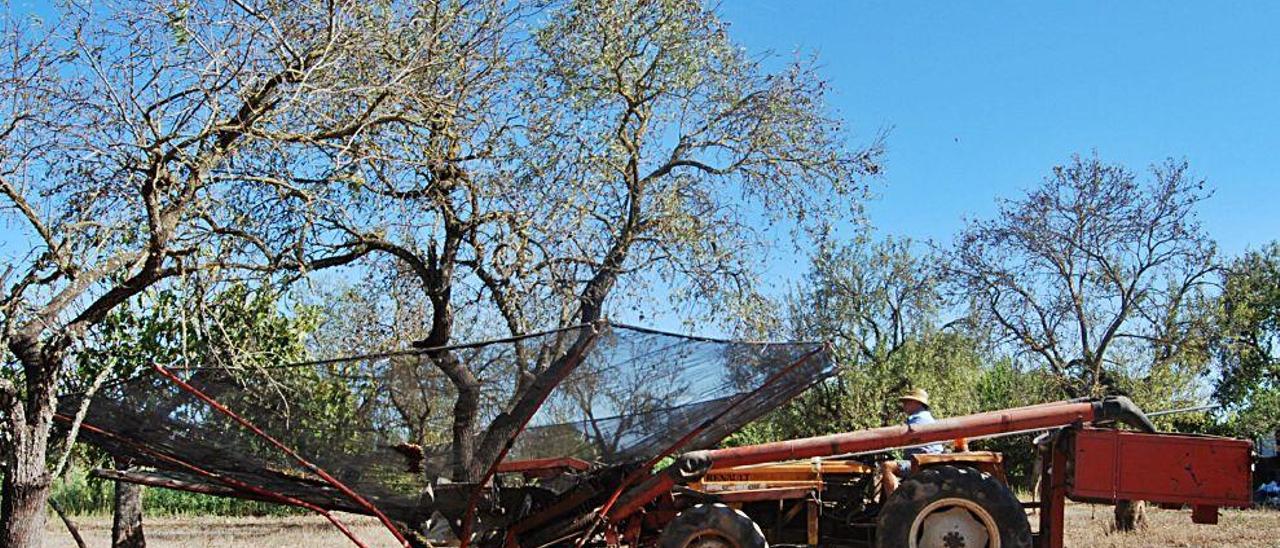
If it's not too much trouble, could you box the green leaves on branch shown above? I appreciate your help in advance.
[1214,243,1280,438]
[76,284,317,385]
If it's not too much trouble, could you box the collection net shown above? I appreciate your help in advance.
[65,323,833,529]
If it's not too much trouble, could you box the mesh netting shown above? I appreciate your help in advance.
[63,323,832,534]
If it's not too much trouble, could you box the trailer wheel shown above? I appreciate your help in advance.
[876,465,1030,548]
[658,503,768,548]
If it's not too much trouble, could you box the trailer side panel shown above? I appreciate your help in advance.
[1070,428,1253,507]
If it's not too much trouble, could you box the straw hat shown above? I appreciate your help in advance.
[898,387,930,408]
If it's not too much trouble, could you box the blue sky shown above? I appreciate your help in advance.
[721,1,1280,258]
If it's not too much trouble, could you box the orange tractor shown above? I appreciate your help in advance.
[499,397,1254,548]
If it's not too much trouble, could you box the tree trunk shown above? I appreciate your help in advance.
[472,328,601,472]
[1,460,52,548]
[3,339,63,547]
[2,387,55,547]
[1113,500,1147,532]
[449,381,481,482]
[111,459,145,548]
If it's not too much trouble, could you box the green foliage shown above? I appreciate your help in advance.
[728,236,990,446]
[972,359,1059,411]
[968,360,1059,488]
[727,336,982,438]
[74,283,319,382]
[67,283,346,516]
[1213,242,1280,439]
[165,1,193,45]
[49,465,298,517]
[49,466,112,516]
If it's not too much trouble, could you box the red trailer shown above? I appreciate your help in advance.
[1037,426,1252,548]
[499,396,1253,547]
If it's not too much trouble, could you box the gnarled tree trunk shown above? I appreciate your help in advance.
[1113,500,1147,532]
[112,459,145,548]
[2,432,53,548]
[2,341,58,548]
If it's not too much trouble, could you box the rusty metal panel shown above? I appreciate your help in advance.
[1070,431,1119,501]
[700,460,870,484]
[495,456,591,475]
[709,486,816,502]
[1069,428,1253,507]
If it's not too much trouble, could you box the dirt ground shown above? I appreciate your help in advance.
[1055,504,1279,547]
[44,504,1280,547]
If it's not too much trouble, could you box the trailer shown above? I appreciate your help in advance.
[496,396,1253,548]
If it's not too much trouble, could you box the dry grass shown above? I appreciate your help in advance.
[44,504,1280,547]
[1061,504,1279,547]
[44,513,402,548]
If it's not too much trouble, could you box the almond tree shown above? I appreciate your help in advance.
[776,236,981,435]
[944,153,1217,531]
[314,0,882,482]
[0,1,459,544]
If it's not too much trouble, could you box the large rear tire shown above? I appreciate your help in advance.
[876,465,1030,548]
[658,503,768,548]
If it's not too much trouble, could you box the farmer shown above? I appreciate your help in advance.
[879,387,945,498]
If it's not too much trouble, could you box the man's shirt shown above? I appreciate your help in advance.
[903,409,945,457]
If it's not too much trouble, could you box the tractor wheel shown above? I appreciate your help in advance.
[876,465,1030,548]
[658,503,768,548]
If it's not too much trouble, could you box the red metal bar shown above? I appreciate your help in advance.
[495,456,592,474]
[609,399,1096,521]
[58,415,369,548]
[698,399,1094,468]
[1037,430,1068,548]
[151,364,411,548]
